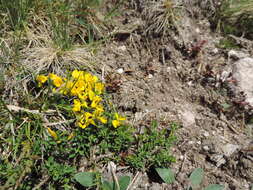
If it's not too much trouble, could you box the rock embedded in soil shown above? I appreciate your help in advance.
[232,57,253,106]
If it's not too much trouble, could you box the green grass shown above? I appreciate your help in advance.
[214,0,253,39]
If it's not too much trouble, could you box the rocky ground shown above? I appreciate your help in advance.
[0,0,252,189]
[96,1,253,189]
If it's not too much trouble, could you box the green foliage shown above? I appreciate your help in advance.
[0,71,177,189]
[155,168,175,184]
[156,167,225,190]
[215,0,253,39]
[74,172,99,187]
[45,157,76,183]
[0,0,34,30]
[126,121,177,170]
[189,168,204,187]
[74,171,131,190]
[204,184,225,190]
[217,37,239,49]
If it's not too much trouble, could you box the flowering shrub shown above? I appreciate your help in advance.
[36,70,126,139]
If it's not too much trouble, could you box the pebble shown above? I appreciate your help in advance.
[118,45,127,51]
[148,74,153,79]
[203,131,209,137]
[203,145,210,151]
[116,68,124,74]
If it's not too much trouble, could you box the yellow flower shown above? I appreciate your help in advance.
[112,120,120,128]
[88,90,95,101]
[78,92,88,101]
[93,106,104,116]
[36,75,48,87]
[112,113,126,128]
[78,112,96,129]
[98,116,107,124]
[49,73,64,87]
[95,82,104,94]
[72,70,84,79]
[47,127,58,140]
[91,96,102,108]
[72,99,81,112]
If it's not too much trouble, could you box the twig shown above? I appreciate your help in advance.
[43,119,75,127]
[126,171,141,190]
[6,105,56,115]
[32,176,50,190]
[221,119,240,134]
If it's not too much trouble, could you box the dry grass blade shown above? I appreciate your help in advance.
[142,0,181,36]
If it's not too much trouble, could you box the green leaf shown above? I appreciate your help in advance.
[74,172,97,187]
[102,180,113,190]
[119,176,131,190]
[204,184,225,190]
[189,168,204,187]
[221,103,231,110]
[155,168,175,184]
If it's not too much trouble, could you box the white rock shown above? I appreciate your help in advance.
[180,110,196,127]
[212,48,219,54]
[203,145,210,151]
[148,74,153,79]
[228,50,249,60]
[188,141,194,145]
[232,57,253,106]
[116,68,124,74]
[221,144,240,157]
[203,131,209,137]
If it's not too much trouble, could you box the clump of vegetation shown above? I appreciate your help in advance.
[0,70,177,189]
[214,0,253,39]
[142,0,182,36]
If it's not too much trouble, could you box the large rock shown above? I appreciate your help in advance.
[232,57,253,106]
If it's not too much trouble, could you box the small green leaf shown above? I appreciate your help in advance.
[74,172,97,187]
[102,180,113,190]
[119,176,131,190]
[189,168,204,187]
[221,103,231,110]
[204,184,225,190]
[155,168,175,184]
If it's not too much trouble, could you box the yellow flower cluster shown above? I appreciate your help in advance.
[36,70,126,132]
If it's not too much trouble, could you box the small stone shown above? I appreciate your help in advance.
[116,68,124,74]
[228,50,249,60]
[203,131,209,137]
[212,48,219,54]
[187,81,194,86]
[118,45,127,51]
[203,145,210,151]
[195,28,200,33]
[188,141,194,145]
[197,141,201,145]
[148,74,153,79]
[180,110,196,127]
[222,144,240,157]
[210,154,226,167]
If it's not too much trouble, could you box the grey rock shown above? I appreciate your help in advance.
[221,144,240,157]
[232,57,253,106]
[228,50,249,60]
